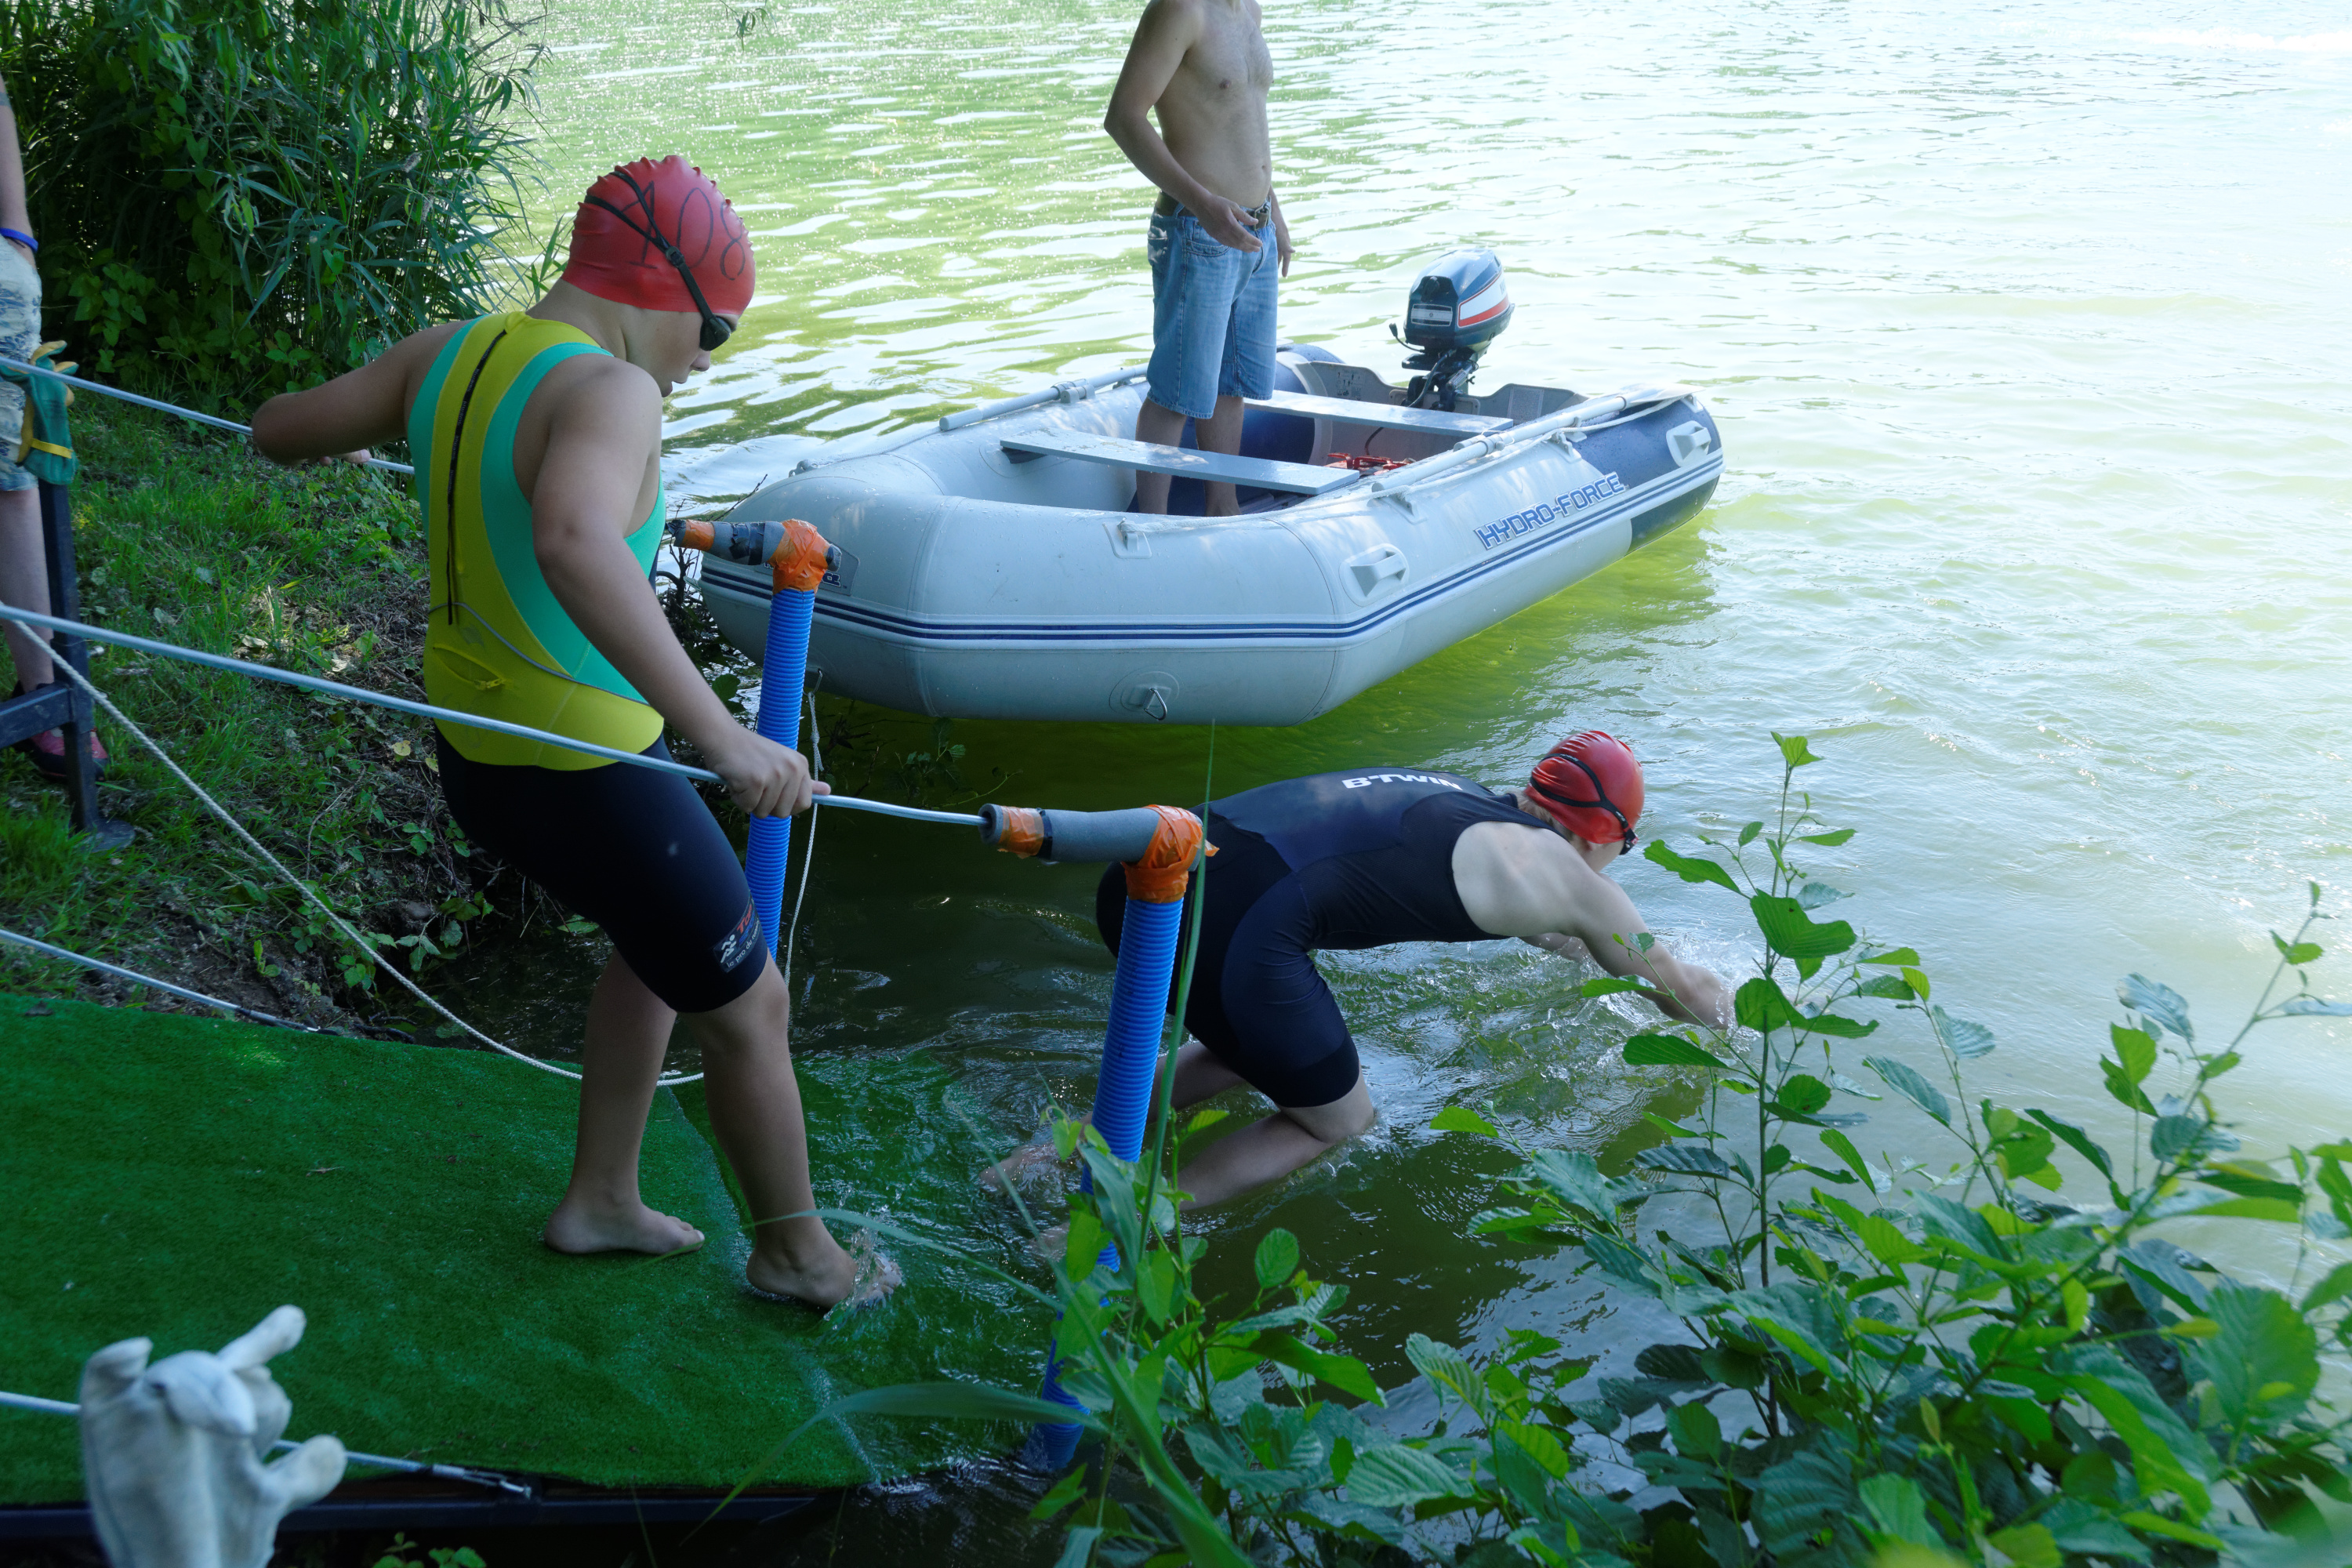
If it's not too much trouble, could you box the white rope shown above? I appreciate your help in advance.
[40,655,693,1087]
[780,677,823,997]
[0,1390,528,1495]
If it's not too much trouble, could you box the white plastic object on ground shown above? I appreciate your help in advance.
[78,1305,347,1568]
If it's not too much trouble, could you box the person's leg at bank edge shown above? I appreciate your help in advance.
[0,65,108,779]
[1105,0,1293,516]
[251,156,891,1310]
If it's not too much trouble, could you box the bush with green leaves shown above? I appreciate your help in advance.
[1,0,547,405]
[787,739,2352,1568]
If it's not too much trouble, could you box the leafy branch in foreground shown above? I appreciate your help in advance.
[769,739,2352,1568]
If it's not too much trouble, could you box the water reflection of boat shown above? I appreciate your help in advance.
[700,251,1724,725]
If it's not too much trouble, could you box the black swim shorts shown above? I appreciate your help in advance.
[1094,817,1361,1109]
[436,733,766,1014]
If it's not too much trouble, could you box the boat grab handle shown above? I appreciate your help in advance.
[1359,385,1700,497]
[938,364,1150,433]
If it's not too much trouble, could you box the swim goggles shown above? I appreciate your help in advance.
[1528,753,1639,857]
[582,169,736,352]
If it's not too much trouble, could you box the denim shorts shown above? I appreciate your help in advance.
[0,242,39,493]
[1145,210,1277,422]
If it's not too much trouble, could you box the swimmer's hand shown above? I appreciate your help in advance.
[1196,194,1265,254]
[706,728,824,818]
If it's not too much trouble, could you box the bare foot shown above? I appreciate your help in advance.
[746,1229,902,1312]
[543,1200,705,1257]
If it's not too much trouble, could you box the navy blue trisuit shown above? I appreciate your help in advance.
[1094,768,1552,1109]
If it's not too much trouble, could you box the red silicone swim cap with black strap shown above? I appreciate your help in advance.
[1526,731,1645,851]
[564,156,754,318]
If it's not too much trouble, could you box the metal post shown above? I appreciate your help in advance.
[38,481,110,837]
[0,480,126,842]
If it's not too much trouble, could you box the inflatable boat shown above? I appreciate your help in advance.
[699,250,1723,726]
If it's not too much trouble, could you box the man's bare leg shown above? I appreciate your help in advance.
[1174,1072,1374,1209]
[1132,396,1189,514]
[0,485,53,688]
[684,960,881,1308]
[544,952,707,1257]
[1196,394,1246,517]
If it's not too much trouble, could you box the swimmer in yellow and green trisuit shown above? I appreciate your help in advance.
[252,158,893,1310]
[995,733,1734,1210]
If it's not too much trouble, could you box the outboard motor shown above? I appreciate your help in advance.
[1393,248,1512,412]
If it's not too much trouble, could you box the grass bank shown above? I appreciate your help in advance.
[0,399,488,1027]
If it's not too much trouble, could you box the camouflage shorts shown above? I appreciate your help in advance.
[0,240,40,493]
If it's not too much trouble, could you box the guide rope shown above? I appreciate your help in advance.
[0,604,984,826]
[0,1390,531,1498]
[0,925,329,1034]
[36,652,659,1084]
[0,354,416,478]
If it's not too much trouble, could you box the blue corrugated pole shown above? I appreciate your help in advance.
[677,517,833,956]
[744,578,814,955]
[1029,808,1199,1466]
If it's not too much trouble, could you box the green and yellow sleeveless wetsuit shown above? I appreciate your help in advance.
[411,310,665,770]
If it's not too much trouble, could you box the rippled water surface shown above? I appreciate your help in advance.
[475,0,2352,1552]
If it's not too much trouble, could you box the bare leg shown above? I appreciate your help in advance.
[543,952,706,1256]
[1131,396,1189,514]
[0,485,53,689]
[982,1039,1246,1192]
[1196,394,1247,517]
[684,960,884,1308]
[1174,1072,1375,1210]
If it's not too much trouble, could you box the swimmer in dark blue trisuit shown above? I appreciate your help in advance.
[1092,732,1733,1207]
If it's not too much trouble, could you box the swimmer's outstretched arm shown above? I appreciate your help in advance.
[1524,924,1732,1033]
[1456,822,1732,1031]
[251,324,461,462]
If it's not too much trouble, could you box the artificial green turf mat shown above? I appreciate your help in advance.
[0,995,1041,1502]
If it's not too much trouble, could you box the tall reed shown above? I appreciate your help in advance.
[0,0,550,407]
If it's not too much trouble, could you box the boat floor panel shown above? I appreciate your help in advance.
[1245,389,1512,437]
[1000,430,1360,495]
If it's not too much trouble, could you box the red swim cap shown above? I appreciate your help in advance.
[1526,731,1644,849]
[563,156,755,318]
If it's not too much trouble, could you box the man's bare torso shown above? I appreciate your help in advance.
[1152,0,1272,207]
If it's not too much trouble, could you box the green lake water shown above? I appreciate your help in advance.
[434,0,2350,1552]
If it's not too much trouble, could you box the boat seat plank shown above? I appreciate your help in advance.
[1245,390,1513,437]
[1000,430,1360,495]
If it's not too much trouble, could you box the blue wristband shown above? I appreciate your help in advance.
[1,228,35,252]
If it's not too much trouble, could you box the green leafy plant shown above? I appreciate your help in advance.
[761,739,2352,1568]
[1428,736,2352,1566]
[1,0,550,406]
[369,1534,485,1568]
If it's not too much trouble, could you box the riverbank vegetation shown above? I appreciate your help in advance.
[828,742,2352,1568]
[0,0,547,407]
[0,401,485,1024]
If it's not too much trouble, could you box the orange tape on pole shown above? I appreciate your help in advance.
[1120,805,1208,903]
[772,519,832,593]
[990,805,1047,857]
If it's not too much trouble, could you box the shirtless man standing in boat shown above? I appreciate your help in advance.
[252,158,887,1311]
[1105,0,1292,517]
